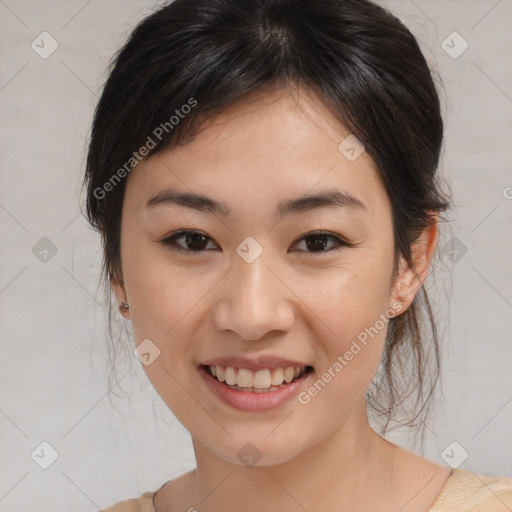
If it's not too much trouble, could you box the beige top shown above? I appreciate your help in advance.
[101,468,512,512]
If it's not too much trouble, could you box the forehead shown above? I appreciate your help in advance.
[124,86,391,222]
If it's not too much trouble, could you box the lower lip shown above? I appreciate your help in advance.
[198,365,312,411]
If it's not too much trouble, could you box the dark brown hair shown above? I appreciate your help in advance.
[83,0,452,447]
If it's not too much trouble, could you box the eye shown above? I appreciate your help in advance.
[289,231,351,256]
[160,230,219,255]
[160,229,351,256]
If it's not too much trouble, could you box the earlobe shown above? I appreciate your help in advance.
[112,277,130,319]
[391,218,439,311]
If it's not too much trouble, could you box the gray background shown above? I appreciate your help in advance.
[0,1,511,511]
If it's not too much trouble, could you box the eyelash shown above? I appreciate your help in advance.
[159,230,352,256]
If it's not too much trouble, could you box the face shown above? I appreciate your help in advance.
[113,86,425,467]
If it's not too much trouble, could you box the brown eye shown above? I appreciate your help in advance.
[160,230,350,256]
[161,230,218,254]
[290,232,349,256]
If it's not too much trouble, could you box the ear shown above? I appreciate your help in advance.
[390,216,439,312]
[112,276,130,319]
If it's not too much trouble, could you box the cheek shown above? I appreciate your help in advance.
[122,242,195,332]
[301,255,394,398]
[122,255,208,425]
[300,250,394,336]
[121,249,216,406]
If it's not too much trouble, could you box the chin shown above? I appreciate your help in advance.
[201,432,311,469]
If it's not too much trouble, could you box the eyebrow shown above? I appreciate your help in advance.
[145,188,367,217]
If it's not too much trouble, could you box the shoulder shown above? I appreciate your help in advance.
[430,468,512,511]
[101,491,156,512]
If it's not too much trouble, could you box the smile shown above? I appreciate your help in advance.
[207,364,309,392]
[198,364,314,411]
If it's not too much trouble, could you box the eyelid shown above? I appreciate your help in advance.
[160,229,218,255]
[160,229,353,255]
[290,230,353,256]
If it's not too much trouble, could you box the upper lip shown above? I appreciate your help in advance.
[200,355,312,371]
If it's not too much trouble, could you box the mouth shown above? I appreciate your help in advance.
[199,364,314,393]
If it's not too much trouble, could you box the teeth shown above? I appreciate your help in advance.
[216,366,225,383]
[271,367,284,385]
[225,366,237,385]
[284,367,295,383]
[237,368,253,388]
[207,365,307,389]
[252,369,271,389]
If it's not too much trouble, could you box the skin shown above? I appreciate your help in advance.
[113,85,452,512]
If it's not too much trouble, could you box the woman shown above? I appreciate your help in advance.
[83,0,512,510]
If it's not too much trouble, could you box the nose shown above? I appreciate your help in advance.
[211,251,295,341]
